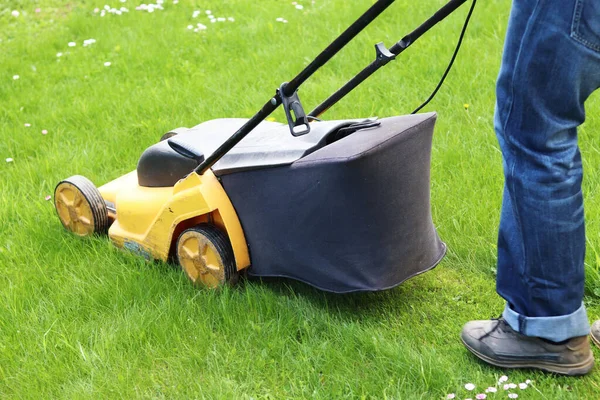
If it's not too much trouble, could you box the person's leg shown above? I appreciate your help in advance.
[492,0,600,336]
[495,1,596,341]
[462,0,600,375]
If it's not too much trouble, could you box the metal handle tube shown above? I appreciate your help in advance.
[309,60,380,118]
[309,0,467,118]
[389,0,467,52]
[194,97,281,174]
[195,0,396,174]
[283,0,396,96]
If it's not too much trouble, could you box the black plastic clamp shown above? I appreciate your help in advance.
[375,42,395,66]
[279,83,311,137]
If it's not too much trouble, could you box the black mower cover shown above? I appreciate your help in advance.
[219,112,445,293]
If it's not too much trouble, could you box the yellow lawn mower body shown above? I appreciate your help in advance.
[55,166,249,288]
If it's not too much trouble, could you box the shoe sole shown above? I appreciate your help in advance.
[461,337,594,376]
[592,333,600,349]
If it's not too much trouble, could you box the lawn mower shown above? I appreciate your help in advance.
[54,0,475,292]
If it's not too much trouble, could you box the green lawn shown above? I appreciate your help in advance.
[1,0,600,398]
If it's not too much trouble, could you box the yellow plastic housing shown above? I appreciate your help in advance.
[98,170,250,271]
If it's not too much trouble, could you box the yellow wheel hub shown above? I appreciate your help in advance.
[54,183,95,236]
[177,230,225,288]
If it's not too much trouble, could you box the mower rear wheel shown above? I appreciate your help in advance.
[54,175,109,236]
[176,224,238,288]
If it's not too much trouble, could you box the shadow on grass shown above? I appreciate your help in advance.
[242,272,434,320]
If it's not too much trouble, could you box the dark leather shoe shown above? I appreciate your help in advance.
[461,318,594,376]
[591,320,600,349]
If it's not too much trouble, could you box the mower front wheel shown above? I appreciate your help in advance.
[176,224,238,288]
[54,175,109,236]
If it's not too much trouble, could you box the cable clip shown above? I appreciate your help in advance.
[375,42,395,67]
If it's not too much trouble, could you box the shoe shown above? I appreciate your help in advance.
[591,320,600,348]
[461,318,594,376]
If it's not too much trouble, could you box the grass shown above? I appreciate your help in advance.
[1,0,600,398]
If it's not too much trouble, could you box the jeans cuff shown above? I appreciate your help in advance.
[502,302,590,342]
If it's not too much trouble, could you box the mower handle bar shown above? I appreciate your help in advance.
[194,0,466,175]
[309,0,468,118]
[194,0,395,175]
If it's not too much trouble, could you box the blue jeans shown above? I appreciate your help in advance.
[495,0,600,342]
